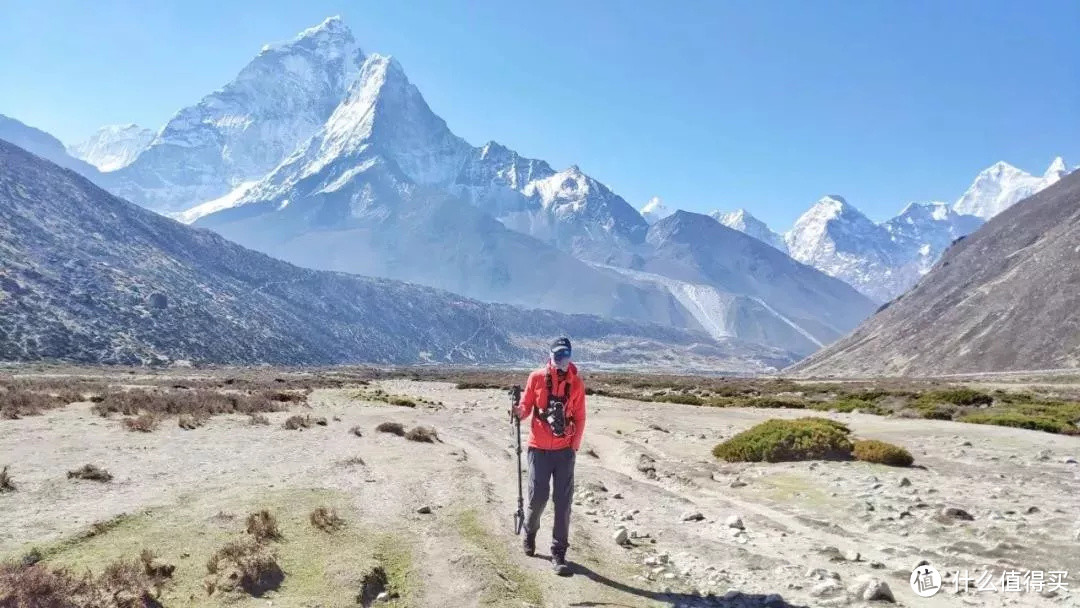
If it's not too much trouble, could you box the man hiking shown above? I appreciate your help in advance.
[512,336,587,575]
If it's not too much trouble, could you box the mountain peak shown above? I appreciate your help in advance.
[297,15,349,40]
[1045,156,1068,178]
[640,196,673,224]
[711,208,787,252]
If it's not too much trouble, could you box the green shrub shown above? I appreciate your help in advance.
[712,417,853,462]
[924,388,993,407]
[809,398,885,415]
[852,439,914,467]
[655,393,703,406]
[959,412,1070,434]
[746,397,807,409]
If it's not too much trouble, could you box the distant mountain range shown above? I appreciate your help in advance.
[671,156,1072,303]
[791,169,1080,376]
[0,138,791,371]
[1,15,1070,371]
[68,124,155,172]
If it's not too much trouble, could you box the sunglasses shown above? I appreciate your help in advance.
[553,350,572,361]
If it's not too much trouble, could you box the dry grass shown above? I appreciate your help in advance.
[244,510,282,543]
[852,439,914,467]
[350,425,363,437]
[67,464,113,482]
[248,413,270,426]
[375,421,406,436]
[123,413,159,433]
[0,554,167,607]
[282,414,327,430]
[404,425,440,443]
[337,456,366,467]
[0,466,13,492]
[309,507,346,533]
[204,539,284,597]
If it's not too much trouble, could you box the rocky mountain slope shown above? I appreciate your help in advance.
[0,114,100,179]
[790,170,1080,376]
[103,17,367,213]
[68,124,155,172]
[614,211,876,356]
[0,138,790,371]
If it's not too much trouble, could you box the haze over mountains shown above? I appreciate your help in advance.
[68,124,155,172]
[791,169,1080,377]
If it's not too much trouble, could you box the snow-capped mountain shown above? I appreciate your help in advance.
[68,124,154,171]
[953,157,1069,219]
[882,201,983,275]
[0,114,99,178]
[105,16,366,213]
[711,209,786,252]
[784,196,917,303]
[189,54,689,328]
[640,197,673,224]
[616,211,876,356]
[2,137,789,371]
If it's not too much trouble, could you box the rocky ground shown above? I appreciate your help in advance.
[1,376,1079,607]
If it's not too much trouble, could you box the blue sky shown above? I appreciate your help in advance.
[1,0,1077,229]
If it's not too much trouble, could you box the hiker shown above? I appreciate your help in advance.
[512,336,587,575]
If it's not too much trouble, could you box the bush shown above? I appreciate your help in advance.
[455,381,501,390]
[959,412,1070,434]
[390,397,417,408]
[852,439,914,467]
[655,393,704,406]
[282,414,327,430]
[746,397,807,409]
[244,510,282,543]
[405,426,440,443]
[249,413,270,426]
[123,413,159,433]
[924,388,993,407]
[376,422,406,436]
[810,398,885,415]
[67,464,112,482]
[0,557,166,606]
[0,466,13,492]
[310,507,345,532]
[712,417,853,463]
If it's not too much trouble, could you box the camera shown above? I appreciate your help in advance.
[543,399,567,437]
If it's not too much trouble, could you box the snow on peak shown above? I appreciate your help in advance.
[1044,156,1068,179]
[710,208,786,252]
[953,158,1068,220]
[69,124,154,172]
[640,196,673,224]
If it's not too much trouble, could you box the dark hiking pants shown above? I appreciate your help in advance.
[525,447,576,555]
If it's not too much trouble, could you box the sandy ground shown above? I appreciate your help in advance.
[2,378,1079,607]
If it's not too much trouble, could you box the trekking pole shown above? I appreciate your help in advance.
[509,385,524,535]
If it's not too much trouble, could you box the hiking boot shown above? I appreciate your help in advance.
[522,533,536,557]
[551,551,570,576]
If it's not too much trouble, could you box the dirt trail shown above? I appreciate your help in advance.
[1,378,1078,607]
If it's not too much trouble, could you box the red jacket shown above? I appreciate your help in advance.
[515,362,587,451]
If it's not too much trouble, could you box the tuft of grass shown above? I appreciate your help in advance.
[244,510,282,543]
[0,557,166,606]
[712,417,853,463]
[350,425,363,437]
[248,413,270,426]
[375,421,406,436]
[123,413,159,433]
[282,414,327,430]
[390,397,417,408]
[205,539,284,597]
[809,398,886,415]
[67,464,112,482]
[852,439,914,467]
[455,381,502,390]
[920,388,994,407]
[0,466,14,492]
[404,425,440,443]
[178,413,208,430]
[309,507,345,533]
[654,392,704,406]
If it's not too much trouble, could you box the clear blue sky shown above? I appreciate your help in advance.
[1,0,1077,229]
